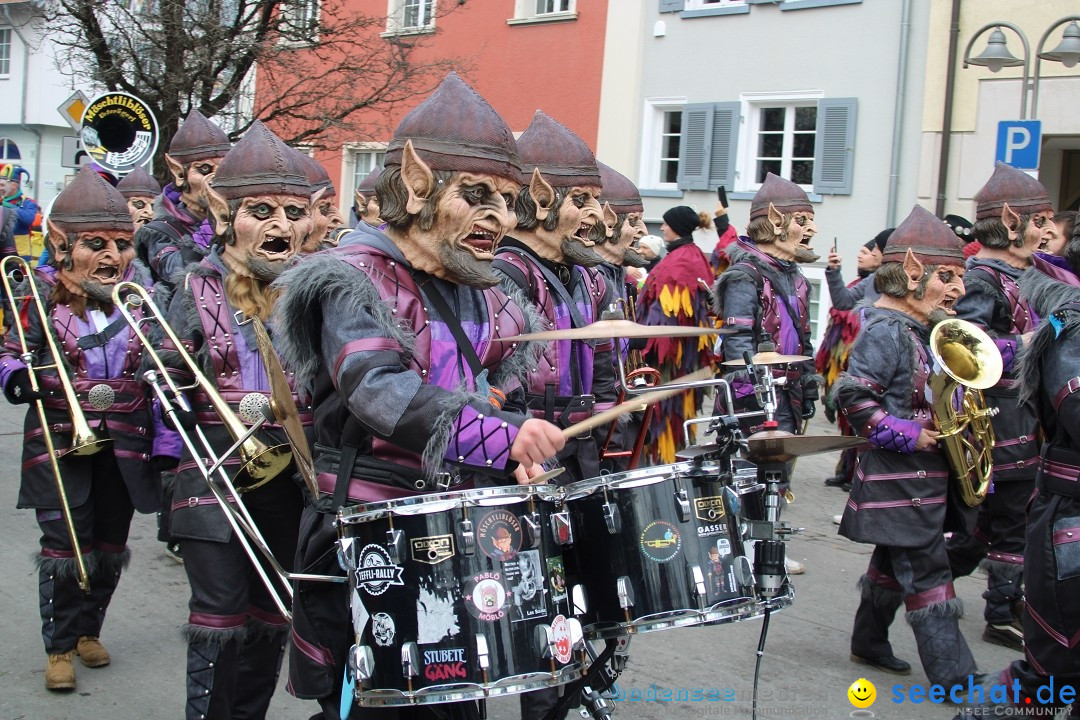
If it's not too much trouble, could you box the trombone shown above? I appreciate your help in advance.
[1,255,117,592]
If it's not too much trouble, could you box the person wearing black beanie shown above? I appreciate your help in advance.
[662,205,701,242]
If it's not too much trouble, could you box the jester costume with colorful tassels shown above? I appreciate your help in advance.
[637,235,717,462]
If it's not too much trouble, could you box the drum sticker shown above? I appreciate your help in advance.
[350,587,370,645]
[551,614,573,664]
[422,647,467,682]
[546,556,568,604]
[476,510,522,561]
[416,581,461,644]
[694,495,727,532]
[411,534,454,565]
[355,544,405,595]
[371,613,396,647]
[640,520,682,563]
[504,550,548,622]
[466,572,507,621]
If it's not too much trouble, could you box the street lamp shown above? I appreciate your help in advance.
[1032,17,1080,117]
[964,16,1080,120]
[963,22,1030,118]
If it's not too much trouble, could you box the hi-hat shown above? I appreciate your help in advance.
[499,319,731,343]
[720,351,811,367]
[745,430,866,462]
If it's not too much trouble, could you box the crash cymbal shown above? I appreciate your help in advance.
[720,351,812,367]
[499,319,731,343]
[745,430,866,462]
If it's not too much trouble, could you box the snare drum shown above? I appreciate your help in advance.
[561,463,757,639]
[336,485,582,706]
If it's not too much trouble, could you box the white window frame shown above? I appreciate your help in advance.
[279,0,321,45]
[686,0,745,9]
[0,28,12,78]
[384,0,436,35]
[735,90,823,193]
[509,0,576,24]
[344,144,386,207]
[638,97,686,191]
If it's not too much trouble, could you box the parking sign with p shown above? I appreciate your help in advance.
[996,120,1042,171]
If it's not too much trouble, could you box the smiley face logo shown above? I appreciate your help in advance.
[847,677,876,709]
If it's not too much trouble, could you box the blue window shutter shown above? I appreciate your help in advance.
[659,0,683,12]
[677,104,713,191]
[812,97,857,195]
[707,102,740,188]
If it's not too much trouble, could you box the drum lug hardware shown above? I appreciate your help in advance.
[616,576,635,609]
[458,519,475,555]
[475,634,490,671]
[400,641,420,678]
[551,511,574,546]
[722,486,741,520]
[602,502,621,534]
[385,529,404,564]
[690,564,707,607]
[734,555,756,590]
[522,511,541,549]
[349,643,375,683]
[571,584,588,616]
[674,484,691,523]
[534,623,555,659]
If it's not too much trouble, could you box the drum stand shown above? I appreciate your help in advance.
[544,635,630,720]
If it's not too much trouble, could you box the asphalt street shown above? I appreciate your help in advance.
[0,404,1021,720]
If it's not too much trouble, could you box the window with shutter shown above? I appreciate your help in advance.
[677,104,713,190]
[708,102,740,189]
[658,0,684,13]
[812,97,857,195]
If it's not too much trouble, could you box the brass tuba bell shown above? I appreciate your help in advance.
[928,318,1004,507]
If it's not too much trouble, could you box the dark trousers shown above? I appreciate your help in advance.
[947,478,1033,623]
[37,449,135,654]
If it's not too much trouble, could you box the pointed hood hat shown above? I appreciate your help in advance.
[357,166,382,194]
[517,110,601,188]
[749,173,813,220]
[598,161,643,214]
[295,150,336,198]
[50,165,134,232]
[974,162,1053,220]
[384,72,521,182]
[210,121,312,201]
[882,205,965,267]
[115,166,162,198]
[167,108,232,163]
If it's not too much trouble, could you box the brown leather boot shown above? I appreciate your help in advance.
[45,651,76,691]
[76,636,111,668]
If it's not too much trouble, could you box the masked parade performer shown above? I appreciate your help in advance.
[273,73,565,720]
[136,109,232,289]
[982,219,1080,718]
[0,166,162,691]
[155,121,312,720]
[116,166,163,230]
[492,110,616,495]
[834,205,995,687]
[945,163,1055,653]
[592,162,649,471]
[636,205,716,462]
[295,151,346,254]
[352,165,383,230]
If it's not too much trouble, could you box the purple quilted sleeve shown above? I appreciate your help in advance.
[994,338,1016,373]
[444,403,521,472]
[867,415,922,454]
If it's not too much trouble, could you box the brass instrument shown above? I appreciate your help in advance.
[1,255,120,591]
[112,281,297,617]
[111,282,291,490]
[237,312,318,498]
[928,318,1004,507]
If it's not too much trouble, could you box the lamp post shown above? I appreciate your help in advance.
[1032,16,1080,118]
[962,22,1030,118]
[964,16,1080,120]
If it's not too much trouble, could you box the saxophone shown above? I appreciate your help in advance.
[927,319,1004,507]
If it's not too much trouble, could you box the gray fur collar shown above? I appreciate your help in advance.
[493,281,546,388]
[1017,269,1080,404]
[272,252,416,391]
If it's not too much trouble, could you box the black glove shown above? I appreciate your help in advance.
[3,369,43,405]
[162,392,197,431]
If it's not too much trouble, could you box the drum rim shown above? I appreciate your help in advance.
[352,664,583,706]
[338,483,562,524]
[560,461,706,500]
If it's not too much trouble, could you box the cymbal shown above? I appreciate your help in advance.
[720,351,812,367]
[745,430,866,462]
[499,319,731,343]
